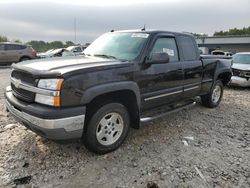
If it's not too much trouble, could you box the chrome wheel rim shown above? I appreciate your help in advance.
[212,85,221,104]
[96,112,124,146]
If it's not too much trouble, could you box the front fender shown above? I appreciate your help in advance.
[80,81,141,108]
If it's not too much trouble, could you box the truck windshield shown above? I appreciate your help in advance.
[83,32,149,61]
[233,54,250,64]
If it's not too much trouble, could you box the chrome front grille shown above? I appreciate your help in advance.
[232,69,241,77]
[11,70,36,86]
[11,70,37,103]
[245,72,250,78]
[232,69,250,78]
[11,83,35,102]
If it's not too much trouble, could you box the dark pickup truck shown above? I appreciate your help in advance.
[5,30,232,154]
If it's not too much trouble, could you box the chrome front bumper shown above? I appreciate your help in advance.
[230,76,250,87]
[5,90,86,140]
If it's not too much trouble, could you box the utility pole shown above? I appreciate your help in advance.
[74,17,76,44]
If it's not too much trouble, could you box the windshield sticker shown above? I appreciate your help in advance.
[131,33,149,38]
[163,48,175,56]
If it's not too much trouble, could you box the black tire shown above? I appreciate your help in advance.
[83,103,130,154]
[201,80,224,108]
[20,57,30,62]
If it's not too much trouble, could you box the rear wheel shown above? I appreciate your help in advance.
[83,103,130,154]
[20,57,30,62]
[201,80,223,108]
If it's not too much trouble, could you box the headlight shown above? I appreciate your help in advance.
[35,79,63,107]
[37,79,63,90]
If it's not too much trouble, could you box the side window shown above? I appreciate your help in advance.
[75,47,82,52]
[6,44,25,50]
[6,44,15,50]
[0,44,5,51]
[20,45,27,50]
[151,37,179,62]
[178,36,198,61]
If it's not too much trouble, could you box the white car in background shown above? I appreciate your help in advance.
[211,50,233,56]
[37,49,54,58]
[230,52,250,87]
[66,45,84,55]
[38,48,75,58]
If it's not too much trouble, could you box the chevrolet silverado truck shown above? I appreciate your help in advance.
[5,30,232,154]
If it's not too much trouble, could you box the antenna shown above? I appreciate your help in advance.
[141,24,146,31]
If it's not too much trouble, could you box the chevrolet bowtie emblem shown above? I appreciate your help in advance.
[13,79,21,89]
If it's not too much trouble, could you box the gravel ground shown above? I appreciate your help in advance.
[0,68,249,188]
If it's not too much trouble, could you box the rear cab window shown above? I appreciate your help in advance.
[178,35,199,61]
[150,37,179,62]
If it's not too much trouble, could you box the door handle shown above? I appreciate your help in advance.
[177,69,183,73]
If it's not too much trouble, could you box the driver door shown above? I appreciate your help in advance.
[137,36,183,110]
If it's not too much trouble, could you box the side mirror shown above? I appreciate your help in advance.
[147,52,170,64]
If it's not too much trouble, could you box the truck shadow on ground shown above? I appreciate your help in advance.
[226,85,250,91]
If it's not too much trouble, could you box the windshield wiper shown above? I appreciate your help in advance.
[93,54,118,60]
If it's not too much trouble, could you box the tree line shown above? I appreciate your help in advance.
[190,26,250,37]
[214,26,250,36]
[0,36,77,52]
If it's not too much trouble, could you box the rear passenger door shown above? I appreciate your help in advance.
[5,44,24,62]
[177,35,202,98]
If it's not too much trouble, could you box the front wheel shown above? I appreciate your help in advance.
[201,80,224,108]
[83,103,130,154]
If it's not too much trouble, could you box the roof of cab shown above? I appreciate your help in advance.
[112,29,193,36]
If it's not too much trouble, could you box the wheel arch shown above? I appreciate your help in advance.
[19,55,31,62]
[213,59,232,86]
[82,82,141,129]
[216,71,232,86]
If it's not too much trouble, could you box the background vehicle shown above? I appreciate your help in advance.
[201,54,232,60]
[211,50,233,56]
[5,30,232,154]
[0,42,37,64]
[38,48,75,58]
[66,45,85,56]
[230,52,250,87]
[37,49,54,58]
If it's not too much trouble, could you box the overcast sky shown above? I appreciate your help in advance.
[0,0,249,43]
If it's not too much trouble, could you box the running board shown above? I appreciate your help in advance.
[140,101,196,123]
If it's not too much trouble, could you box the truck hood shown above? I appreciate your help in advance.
[12,56,130,77]
[232,63,250,70]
